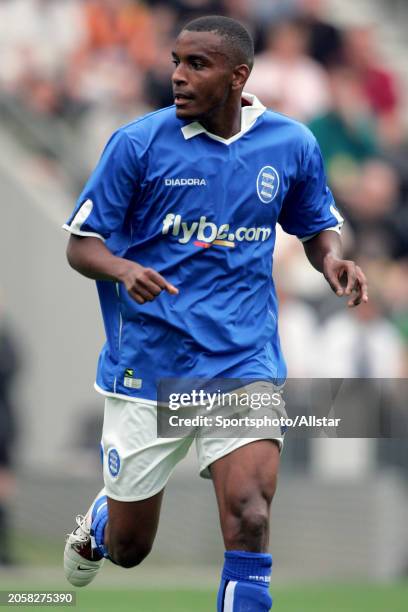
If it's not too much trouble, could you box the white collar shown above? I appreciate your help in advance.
[180,92,266,145]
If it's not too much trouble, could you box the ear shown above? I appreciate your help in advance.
[231,64,251,91]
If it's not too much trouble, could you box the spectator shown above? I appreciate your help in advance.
[308,67,379,193]
[152,0,224,25]
[344,25,403,148]
[317,285,405,378]
[384,261,408,362]
[246,18,330,121]
[144,44,175,109]
[298,0,344,67]
[316,283,407,439]
[252,0,298,24]
[222,0,266,54]
[277,287,320,377]
[339,160,407,260]
[77,0,157,70]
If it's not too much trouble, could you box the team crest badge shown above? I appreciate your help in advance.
[108,448,121,477]
[257,166,280,203]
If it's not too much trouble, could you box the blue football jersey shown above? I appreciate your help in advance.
[64,93,343,401]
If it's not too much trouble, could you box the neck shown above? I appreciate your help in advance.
[199,95,243,139]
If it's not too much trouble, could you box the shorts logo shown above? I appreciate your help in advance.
[257,166,279,203]
[108,448,121,477]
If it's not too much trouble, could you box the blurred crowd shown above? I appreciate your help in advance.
[0,0,407,376]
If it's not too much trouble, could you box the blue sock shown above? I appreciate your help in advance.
[90,495,109,558]
[217,551,273,611]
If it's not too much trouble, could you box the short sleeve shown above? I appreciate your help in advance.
[63,130,139,241]
[278,136,344,242]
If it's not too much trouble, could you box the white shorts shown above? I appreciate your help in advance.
[101,396,284,502]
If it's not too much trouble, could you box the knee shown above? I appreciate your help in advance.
[223,495,270,550]
[108,537,152,568]
[240,508,269,542]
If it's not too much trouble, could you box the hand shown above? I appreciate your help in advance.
[323,254,368,307]
[119,262,179,305]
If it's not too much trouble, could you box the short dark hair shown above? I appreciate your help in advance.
[183,15,254,70]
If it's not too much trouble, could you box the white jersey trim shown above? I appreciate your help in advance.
[62,224,106,242]
[181,92,266,145]
[300,204,344,242]
[299,225,342,243]
[62,198,106,242]
[94,382,157,406]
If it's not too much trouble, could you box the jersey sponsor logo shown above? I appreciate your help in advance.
[107,448,121,477]
[162,214,271,248]
[164,177,207,186]
[257,166,279,203]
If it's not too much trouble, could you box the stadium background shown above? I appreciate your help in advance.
[0,0,407,610]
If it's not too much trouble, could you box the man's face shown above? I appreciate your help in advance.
[171,30,235,121]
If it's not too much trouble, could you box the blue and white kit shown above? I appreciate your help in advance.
[64,93,343,403]
[64,93,343,612]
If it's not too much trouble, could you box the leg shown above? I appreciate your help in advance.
[210,440,280,611]
[64,397,193,586]
[104,490,163,567]
[211,440,280,552]
[94,396,192,566]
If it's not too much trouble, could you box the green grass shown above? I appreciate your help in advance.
[2,534,408,612]
[12,532,62,565]
[3,584,407,612]
[74,589,215,612]
[273,583,408,611]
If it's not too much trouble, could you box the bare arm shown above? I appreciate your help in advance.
[303,231,368,307]
[66,235,178,305]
